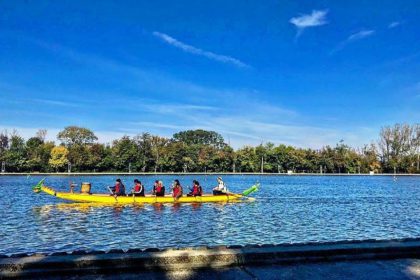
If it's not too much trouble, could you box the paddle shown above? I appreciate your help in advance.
[107,186,118,203]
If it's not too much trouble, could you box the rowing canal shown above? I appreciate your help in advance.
[0,175,419,255]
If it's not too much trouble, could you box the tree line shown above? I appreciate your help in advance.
[0,123,418,174]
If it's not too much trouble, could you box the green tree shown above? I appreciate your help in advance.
[111,136,139,171]
[173,129,226,148]
[26,136,44,171]
[150,135,169,172]
[58,126,98,146]
[3,134,27,172]
[235,146,257,172]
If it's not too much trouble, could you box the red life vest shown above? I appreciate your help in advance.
[192,185,200,195]
[115,183,121,193]
[134,183,142,192]
[156,184,162,193]
[173,185,181,197]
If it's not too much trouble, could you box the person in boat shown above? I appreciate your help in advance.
[171,179,183,200]
[213,177,227,195]
[129,179,145,196]
[152,180,165,197]
[110,178,126,196]
[187,180,202,197]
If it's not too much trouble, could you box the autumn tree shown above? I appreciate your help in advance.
[49,146,69,171]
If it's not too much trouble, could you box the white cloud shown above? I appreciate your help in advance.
[347,29,375,41]
[30,98,83,108]
[388,21,400,28]
[289,10,328,37]
[330,29,375,54]
[153,31,250,68]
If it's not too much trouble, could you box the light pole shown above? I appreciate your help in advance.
[261,156,264,174]
[68,162,71,173]
[1,161,5,173]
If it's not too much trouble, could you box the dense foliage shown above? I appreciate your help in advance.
[0,124,418,173]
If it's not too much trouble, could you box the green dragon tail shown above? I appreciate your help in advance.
[32,178,46,193]
[242,183,259,196]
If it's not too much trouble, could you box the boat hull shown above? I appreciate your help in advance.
[40,186,244,204]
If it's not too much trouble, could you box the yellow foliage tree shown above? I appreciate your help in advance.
[49,146,69,171]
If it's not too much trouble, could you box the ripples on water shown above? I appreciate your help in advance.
[0,175,419,255]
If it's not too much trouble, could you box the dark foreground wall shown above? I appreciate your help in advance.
[1,239,419,278]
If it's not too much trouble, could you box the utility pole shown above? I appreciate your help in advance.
[1,161,5,173]
[261,156,264,174]
[129,162,131,173]
[68,162,71,173]
[320,165,322,174]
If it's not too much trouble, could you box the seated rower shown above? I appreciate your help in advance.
[171,179,183,200]
[187,180,202,197]
[129,179,145,196]
[213,177,227,195]
[152,180,165,197]
[109,178,126,196]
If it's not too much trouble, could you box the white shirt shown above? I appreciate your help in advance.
[215,181,227,192]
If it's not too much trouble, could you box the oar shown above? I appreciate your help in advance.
[107,186,118,203]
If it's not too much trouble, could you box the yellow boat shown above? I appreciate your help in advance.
[33,180,259,204]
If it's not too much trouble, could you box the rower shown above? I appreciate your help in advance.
[213,177,227,195]
[152,180,165,197]
[109,178,126,196]
[171,179,183,200]
[130,179,145,196]
[187,180,202,197]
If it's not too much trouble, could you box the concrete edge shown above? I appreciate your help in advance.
[1,172,419,176]
[1,239,419,278]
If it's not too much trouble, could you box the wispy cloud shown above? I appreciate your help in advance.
[388,21,400,28]
[31,98,83,107]
[152,31,250,68]
[289,10,328,38]
[330,29,375,54]
[347,29,375,41]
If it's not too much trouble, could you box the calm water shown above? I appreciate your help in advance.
[0,175,419,255]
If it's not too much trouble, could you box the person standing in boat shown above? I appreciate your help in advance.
[129,179,144,196]
[213,177,227,195]
[152,180,165,197]
[109,178,126,196]
[187,180,202,197]
[171,179,183,200]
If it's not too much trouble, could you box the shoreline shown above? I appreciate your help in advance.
[1,238,419,278]
[1,172,419,176]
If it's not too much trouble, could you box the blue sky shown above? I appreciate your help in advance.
[0,0,419,148]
